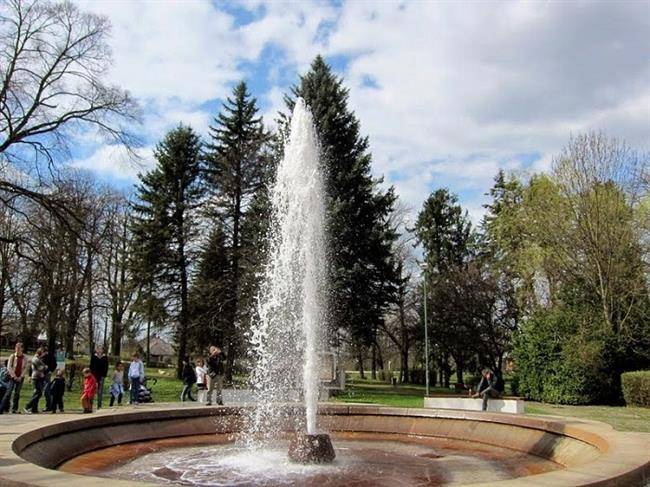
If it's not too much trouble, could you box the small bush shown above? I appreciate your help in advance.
[622,371,650,407]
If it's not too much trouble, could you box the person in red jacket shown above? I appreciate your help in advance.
[81,367,97,413]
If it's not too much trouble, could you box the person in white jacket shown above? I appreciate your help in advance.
[128,353,145,404]
[195,358,208,403]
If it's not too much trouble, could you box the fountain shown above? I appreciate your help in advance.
[247,97,334,462]
[5,103,649,487]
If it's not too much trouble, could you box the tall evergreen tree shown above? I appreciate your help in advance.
[280,55,400,352]
[203,82,270,377]
[131,125,202,376]
[415,188,473,275]
[414,188,475,385]
[188,226,231,353]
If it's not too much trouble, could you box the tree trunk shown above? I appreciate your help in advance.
[147,281,153,365]
[371,344,377,380]
[226,182,242,384]
[456,356,464,386]
[442,354,451,388]
[375,342,384,370]
[400,349,409,383]
[87,256,94,357]
[0,252,6,349]
[146,319,151,365]
[357,350,365,379]
[111,314,122,358]
[226,345,235,384]
[177,238,189,379]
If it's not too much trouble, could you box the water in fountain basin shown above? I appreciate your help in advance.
[247,98,327,441]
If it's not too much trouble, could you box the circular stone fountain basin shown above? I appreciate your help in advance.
[8,404,650,486]
[58,432,560,486]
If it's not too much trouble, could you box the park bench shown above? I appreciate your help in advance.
[423,395,524,414]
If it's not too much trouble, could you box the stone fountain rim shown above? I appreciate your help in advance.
[1,402,648,487]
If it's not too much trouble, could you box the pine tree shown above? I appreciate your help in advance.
[280,55,400,353]
[415,188,473,274]
[203,82,270,377]
[414,188,474,385]
[131,125,203,377]
[188,226,231,353]
[480,170,525,259]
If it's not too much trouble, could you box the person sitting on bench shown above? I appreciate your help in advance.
[472,368,502,411]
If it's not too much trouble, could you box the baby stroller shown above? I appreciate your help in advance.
[137,377,157,403]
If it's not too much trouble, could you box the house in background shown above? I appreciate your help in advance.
[138,336,174,366]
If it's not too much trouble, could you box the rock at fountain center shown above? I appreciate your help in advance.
[288,433,336,464]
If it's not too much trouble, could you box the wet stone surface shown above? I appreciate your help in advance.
[59,432,561,486]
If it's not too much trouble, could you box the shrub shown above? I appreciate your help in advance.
[621,371,650,407]
[513,308,614,405]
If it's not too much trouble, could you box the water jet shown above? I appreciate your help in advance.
[247,97,333,458]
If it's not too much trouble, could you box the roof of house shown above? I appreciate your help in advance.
[140,336,174,357]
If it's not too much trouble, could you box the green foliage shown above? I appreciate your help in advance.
[201,82,271,372]
[621,371,650,407]
[414,188,504,386]
[188,226,231,354]
[488,135,649,404]
[514,308,614,404]
[131,125,203,377]
[415,188,473,273]
[280,56,400,346]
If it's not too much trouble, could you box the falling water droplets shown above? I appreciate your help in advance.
[246,98,328,443]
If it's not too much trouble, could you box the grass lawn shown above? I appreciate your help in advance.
[5,370,648,434]
[331,377,650,433]
[524,402,650,433]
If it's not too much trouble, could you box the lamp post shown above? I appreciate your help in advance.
[421,262,430,397]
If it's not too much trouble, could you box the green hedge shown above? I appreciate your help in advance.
[622,371,650,407]
[513,308,616,405]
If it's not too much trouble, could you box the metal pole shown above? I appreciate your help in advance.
[423,272,430,396]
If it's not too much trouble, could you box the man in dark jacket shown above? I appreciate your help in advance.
[472,368,502,411]
[90,346,109,409]
[42,346,57,412]
[206,346,225,406]
[180,356,196,402]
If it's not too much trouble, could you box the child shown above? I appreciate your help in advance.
[81,367,97,413]
[195,358,208,403]
[109,362,125,406]
[50,368,65,413]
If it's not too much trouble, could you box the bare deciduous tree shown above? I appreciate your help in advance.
[551,132,649,335]
[0,0,139,224]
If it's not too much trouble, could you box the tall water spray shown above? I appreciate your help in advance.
[247,98,327,440]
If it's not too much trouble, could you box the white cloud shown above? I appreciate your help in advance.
[71,145,156,181]
[320,1,649,219]
[79,0,244,104]
[71,0,649,221]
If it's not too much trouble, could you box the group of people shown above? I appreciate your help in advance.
[0,341,225,414]
[180,346,226,406]
[0,342,65,414]
[0,342,148,415]
[85,348,146,411]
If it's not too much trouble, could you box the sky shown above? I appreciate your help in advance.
[72,0,650,224]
